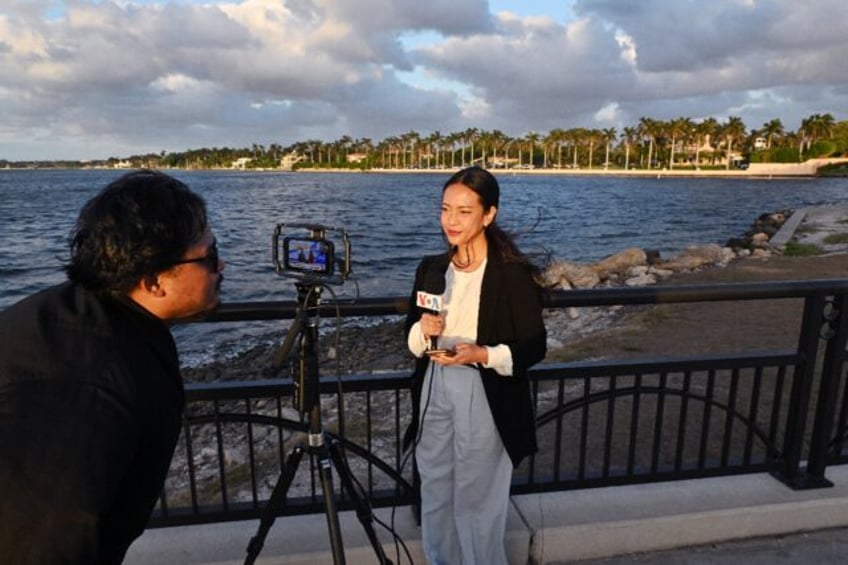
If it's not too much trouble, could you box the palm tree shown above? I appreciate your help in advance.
[269,143,282,162]
[809,113,835,142]
[693,118,718,167]
[542,130,558,169]
[338,135,353,163]
[422,132,438,169]
[400,131,419,168]
[382,136,402,169]
[546,128,566,168]
[474,130,490,167]
[523,131,541,168]
[621,126,638,170]
[666,118,692,170]
[761,119,784,150]
[462,128,479,167]
[445,132,461,168]
[799,113,836,158]
[488,129,508,167]
[721,116,747,169]
[638,117,660,169]
[566,128,586,169]
[584,129,601,169]
[601,127,617,169]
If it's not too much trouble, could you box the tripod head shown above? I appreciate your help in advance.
[269,223,352,413]
[268,282,325,414]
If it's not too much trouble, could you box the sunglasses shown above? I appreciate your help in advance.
[172,241,220,273]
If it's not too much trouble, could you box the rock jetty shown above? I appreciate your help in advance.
[541,209,791,292]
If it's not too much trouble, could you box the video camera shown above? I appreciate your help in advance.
[272,223,351,286]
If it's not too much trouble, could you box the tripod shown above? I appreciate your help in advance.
[244,283,392,565]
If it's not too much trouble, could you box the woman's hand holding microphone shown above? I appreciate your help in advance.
[421,313,487,366]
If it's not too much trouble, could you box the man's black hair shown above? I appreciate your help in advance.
[65,170,208,293]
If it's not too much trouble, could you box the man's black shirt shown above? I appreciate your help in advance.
[0,282,185,564]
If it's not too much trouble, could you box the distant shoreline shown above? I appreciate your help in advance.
[299,157,848,178]
[291,166,815,179]
[4,157,847,178]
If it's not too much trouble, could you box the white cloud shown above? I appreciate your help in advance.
[0,0,846,160]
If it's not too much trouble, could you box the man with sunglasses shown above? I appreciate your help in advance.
[0,170,224,563]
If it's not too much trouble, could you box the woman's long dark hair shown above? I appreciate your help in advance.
[442,167,541,278]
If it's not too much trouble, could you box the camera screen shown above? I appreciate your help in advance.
[283,237,334,275]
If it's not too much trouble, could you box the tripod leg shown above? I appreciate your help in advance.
[328,439,394,565]
[315,443,347,564]
[244,444,306,565]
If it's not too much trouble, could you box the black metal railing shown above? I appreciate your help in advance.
[150,279,848,527]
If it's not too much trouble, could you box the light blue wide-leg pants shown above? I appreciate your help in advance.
[416,363,514,565]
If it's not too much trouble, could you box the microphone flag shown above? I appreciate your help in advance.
[416,291,443,313]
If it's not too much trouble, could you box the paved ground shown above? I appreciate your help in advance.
[128,465,848,564]
[573,526,848,563]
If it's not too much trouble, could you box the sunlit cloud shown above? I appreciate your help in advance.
[0,0,845,160]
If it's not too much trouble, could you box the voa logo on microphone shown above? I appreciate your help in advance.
[416,291,443,312]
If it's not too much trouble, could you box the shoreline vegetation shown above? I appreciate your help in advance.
[5,114,847,175]
[4,157,848,177]
[294,158,848,177]
[5,113,848,184]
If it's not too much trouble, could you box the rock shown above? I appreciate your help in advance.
[625,273,657,287]
[591,248,648,280]
[726,208,793,250]
[540,262,570,288]
[547,337,565,349]
[543,261,600,289]
[645,249,662,265]
[649,267,674,279]
[753,211,789,235]
[720,247,735,265]
[659,244,724,271]
[750,232,770,248]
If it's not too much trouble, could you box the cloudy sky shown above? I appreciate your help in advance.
[1,0,846,161]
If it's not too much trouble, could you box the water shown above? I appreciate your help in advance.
[2,169,847,365]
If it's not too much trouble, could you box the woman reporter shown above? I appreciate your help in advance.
[405,166,547,564]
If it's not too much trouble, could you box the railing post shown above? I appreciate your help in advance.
[804,293,848,486]
[773,294,825,489]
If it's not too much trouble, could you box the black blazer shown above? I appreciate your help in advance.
[404,248,547,466]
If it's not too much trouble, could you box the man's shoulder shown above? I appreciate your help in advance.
[0,282,137,365]
[0,282,72,324]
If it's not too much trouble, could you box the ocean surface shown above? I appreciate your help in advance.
[2,169,847,365]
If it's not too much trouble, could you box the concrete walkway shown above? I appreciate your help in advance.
[769,205,848,253]
[575,526,848,563]
[770,205,848,254]
[125,465,848,564]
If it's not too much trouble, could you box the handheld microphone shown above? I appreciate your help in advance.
[417,269,446,351]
